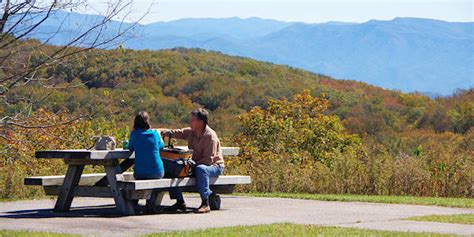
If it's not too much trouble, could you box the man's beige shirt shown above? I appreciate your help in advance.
[166,126,224,166]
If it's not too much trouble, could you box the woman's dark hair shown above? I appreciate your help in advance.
[133,111,151,130]
[191,108,209,125]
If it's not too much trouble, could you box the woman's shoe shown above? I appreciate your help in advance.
[165,202,187,212]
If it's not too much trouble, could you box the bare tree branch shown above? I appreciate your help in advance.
[0,0,153,148]
[3,113,89,129]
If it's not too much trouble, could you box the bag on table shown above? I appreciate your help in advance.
[160,147,192,160]
[91,136,116,150]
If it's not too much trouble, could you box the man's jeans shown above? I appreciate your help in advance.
[170,164,224,201]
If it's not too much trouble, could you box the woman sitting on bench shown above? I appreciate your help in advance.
[128,111,165,180]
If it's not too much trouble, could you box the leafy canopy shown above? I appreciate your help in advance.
[239,90,364,165]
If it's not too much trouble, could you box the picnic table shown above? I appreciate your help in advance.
[24,147,251,215]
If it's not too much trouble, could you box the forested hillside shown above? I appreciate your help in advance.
[6,41,472,137]
[1,39,472,198]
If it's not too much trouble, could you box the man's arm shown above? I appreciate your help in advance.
[159,128,192,140]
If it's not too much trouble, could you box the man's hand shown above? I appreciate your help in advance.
[160,129,174,137]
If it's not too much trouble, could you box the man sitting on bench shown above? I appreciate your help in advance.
[161,108,224,214]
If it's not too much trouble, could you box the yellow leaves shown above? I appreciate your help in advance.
[0,108,130,199]
[238,90,364,165]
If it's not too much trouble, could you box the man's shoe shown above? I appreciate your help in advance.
[195,204,210,214]
[165,202,187,212]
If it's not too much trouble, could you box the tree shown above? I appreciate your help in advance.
[238,90,364,165]
[0,0,152,142]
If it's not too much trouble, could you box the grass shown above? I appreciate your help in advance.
[405,214,474,225]
[145,223,455,237]
[0,223,463,237]
[240,192,474,208]
[0,196,56,203]
[0,230,77,237]
[0,224,460,237]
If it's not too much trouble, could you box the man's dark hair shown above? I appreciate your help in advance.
[133,111,151,130]
[191,108,209,125]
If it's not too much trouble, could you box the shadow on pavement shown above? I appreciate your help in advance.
[0,205,202,219]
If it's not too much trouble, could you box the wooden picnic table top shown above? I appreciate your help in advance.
[35,146,240,160]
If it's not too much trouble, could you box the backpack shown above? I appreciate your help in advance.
[209,193,221,210]
[162,157,195,178]
[160,133,195,178]
[91,136,116,150]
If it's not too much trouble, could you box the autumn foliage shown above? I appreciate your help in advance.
[0,109,128,198]
[0,44,472,199]
[227,91,473,197]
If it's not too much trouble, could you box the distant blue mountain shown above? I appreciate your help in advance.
[240,18,474,94]
[8,10,138,47]
[142,17,292,39]
[9,11,474,95]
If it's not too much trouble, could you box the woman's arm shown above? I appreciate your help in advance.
[128,132,135,152]
[154,130,165,150]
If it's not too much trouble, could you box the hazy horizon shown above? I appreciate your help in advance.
[79,0,473,24]
[133,15,474,25]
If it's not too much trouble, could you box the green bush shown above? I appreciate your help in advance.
[227,91,473,197]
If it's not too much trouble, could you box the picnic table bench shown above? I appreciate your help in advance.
[24,147,251,215]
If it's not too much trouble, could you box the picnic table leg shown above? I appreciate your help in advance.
[146,191,165,212]
[54,164,84,212]
[105,163,135,215]
[94,159,134,186]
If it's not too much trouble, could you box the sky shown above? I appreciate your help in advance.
[83,0,473,24]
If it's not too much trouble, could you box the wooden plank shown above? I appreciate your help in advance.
[25,174,249,192]
[220,147,240,156]
[44,184,236,197]
[54,165,84,212]
[180,184,236,194]
[35,150,92,159]
[35,147,240,160]
[24,172,135,186]
[119,175,251,190]
[105,164,135,215]
[64,158,115,166]
[146,191,165,212]
[124,190,154,200]
[94,159,134,186]
[35,149,133,160]
[44,186,113,197]
[173,146,239,156]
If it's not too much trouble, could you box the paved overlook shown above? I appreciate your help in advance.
[0,195,473,236]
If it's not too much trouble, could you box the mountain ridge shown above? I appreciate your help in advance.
[8,10,474,95]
